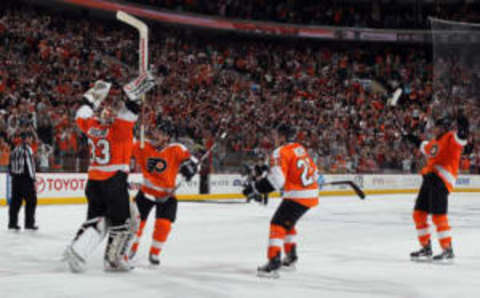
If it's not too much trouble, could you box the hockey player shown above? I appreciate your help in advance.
[64,74,155,273]
[128,120,198,265]
[406,111,469,262]
[242,124,319,278]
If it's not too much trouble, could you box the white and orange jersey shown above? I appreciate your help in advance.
[76,104,137,180]
[420,131,466,192]
[267,142,319,207]
[133,141,191,199]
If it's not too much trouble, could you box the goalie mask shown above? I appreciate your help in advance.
[96,102,118,126]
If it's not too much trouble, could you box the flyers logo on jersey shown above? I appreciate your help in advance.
[147,158,167,173]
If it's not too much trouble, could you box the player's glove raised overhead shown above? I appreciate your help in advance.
[123,71,156,101]
[83,80,112,110]
[179,158,198,182]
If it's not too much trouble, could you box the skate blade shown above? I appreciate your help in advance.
[280,264,297,272]
[410,256,432,263]
[257,270,280,279]
[432,258,455,265]
[104,266,134,272]
[104,262,135,272]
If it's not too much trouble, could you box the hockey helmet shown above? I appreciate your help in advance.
[148,119,175,141]
[275,123,296,141]
[434,116,452,130]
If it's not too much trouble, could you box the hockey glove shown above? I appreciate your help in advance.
[123,71,156,101]
[242,182,262,203]
[83,80,112,110]
[179,159,198,182]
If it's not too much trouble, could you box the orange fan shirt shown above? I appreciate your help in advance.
[420,131,466,192]
[267,142,319,208]
[133,141,191,199]
[76,105,137,180]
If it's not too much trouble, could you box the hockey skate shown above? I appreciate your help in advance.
[410,242,432,262]
[432,247,454,264]
[257,255,281,278]
[282,245,298,271]
[149,253,160,266]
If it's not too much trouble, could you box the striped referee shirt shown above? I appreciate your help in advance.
[9,143,36,180]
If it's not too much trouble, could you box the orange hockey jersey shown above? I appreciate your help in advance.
[76,105,137,180]
[133,141,191,199]
[420,131,466,192]
[267,142,319,207]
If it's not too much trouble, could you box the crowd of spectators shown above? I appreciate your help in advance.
[130,0,480,29]
[0,2,479,175]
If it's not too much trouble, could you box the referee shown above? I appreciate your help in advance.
[8,130,38,231]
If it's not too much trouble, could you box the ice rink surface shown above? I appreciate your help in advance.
[1,193,480,298]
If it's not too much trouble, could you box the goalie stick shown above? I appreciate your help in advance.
[116,10,149,149]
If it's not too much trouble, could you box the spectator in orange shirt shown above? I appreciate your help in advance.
[0,137,10,171]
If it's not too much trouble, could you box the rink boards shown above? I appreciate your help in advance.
[0,173,479,205]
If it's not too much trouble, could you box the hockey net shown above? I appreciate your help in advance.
[430,17,480,120]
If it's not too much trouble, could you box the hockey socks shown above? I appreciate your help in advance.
[149,218,172,265]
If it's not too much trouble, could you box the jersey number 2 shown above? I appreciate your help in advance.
[297,157,315,187]
[88,139,111,165]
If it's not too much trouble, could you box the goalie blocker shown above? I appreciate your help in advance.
[242,123,320,278]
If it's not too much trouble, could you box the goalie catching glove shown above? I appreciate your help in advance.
[123,71,156,101]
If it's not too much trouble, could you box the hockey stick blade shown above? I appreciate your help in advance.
[326,180,366,199]
[389,88,403,107]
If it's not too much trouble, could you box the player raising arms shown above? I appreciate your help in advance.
[242,124,319,278]
[128,119,198,266]
[64,74,155,273]
[405,111,469,262]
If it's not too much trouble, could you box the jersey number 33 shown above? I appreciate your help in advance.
[88,139,111,165]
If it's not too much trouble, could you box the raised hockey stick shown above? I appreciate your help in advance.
[116,11,149,149]
[387,88,409,136]
[321,180,366,200]
[170,132,228,194]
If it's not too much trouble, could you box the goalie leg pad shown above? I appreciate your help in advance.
[104,221,134,272]
[66,217,107,273]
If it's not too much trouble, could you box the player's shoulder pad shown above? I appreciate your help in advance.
[166,143,189,152]
[272,145,285,159]
[292,143,307,157]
